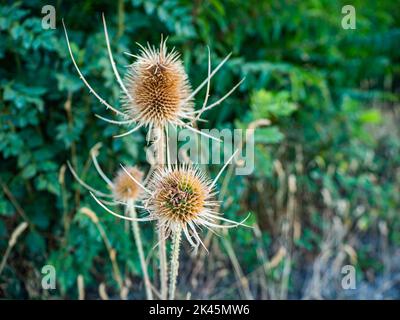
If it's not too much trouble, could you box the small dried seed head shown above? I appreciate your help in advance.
[122,38,194,128]
[113,166,144,202]
[147,167,214,225]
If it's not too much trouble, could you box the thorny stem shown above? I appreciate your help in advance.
[155,126,168,299]
[158,212,168,301]
[168,225,182,300]
[127,200,153,300]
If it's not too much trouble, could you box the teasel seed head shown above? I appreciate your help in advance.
[113,166,144,202]
[122,38,194,128]
[144,165,247,250]
[149,167,214,225]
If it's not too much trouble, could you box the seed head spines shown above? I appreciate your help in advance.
[122,39,194,128]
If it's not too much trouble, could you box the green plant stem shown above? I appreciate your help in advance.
[127,200,153,300]
[168,225,182,300]
[155,126,168,299]
[117,0,125,38]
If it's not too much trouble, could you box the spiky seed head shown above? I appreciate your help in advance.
[144,166,247,250]
[146,166,216,227]
[122,38,194,128]
[113,166,144,201]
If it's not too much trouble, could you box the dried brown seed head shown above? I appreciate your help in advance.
[122,39,194,128]
[142,165,248,250]
[152,170,207,223]
[113,166,144,201]
[146,166,216,226]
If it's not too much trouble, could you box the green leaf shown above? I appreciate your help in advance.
[21,164,37,179]
[255,126,284,144]
[26,231,46,254]
[359,109,382,124]
[251,89,297,119]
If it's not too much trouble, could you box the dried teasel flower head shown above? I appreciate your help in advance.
[122,37,194,129]
[112,166,144,202]
[63,16,243,140]
[148,166,214,225]
[143,164,249,250]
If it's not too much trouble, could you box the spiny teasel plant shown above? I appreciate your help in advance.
[87,153,250,300]
[62,14,244,141]
[63,14,248,300]
[142,159,250,299]
[121,37,194,131]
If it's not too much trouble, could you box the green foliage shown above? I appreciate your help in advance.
[251,90,297,119]
[0,0,399,299]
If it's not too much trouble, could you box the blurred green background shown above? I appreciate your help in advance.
[0,0,399,299]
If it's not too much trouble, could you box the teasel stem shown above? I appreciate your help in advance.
[158,225,168,300]
[168,225,182,300]
[154,126,168,299]
[127,199,153,300]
